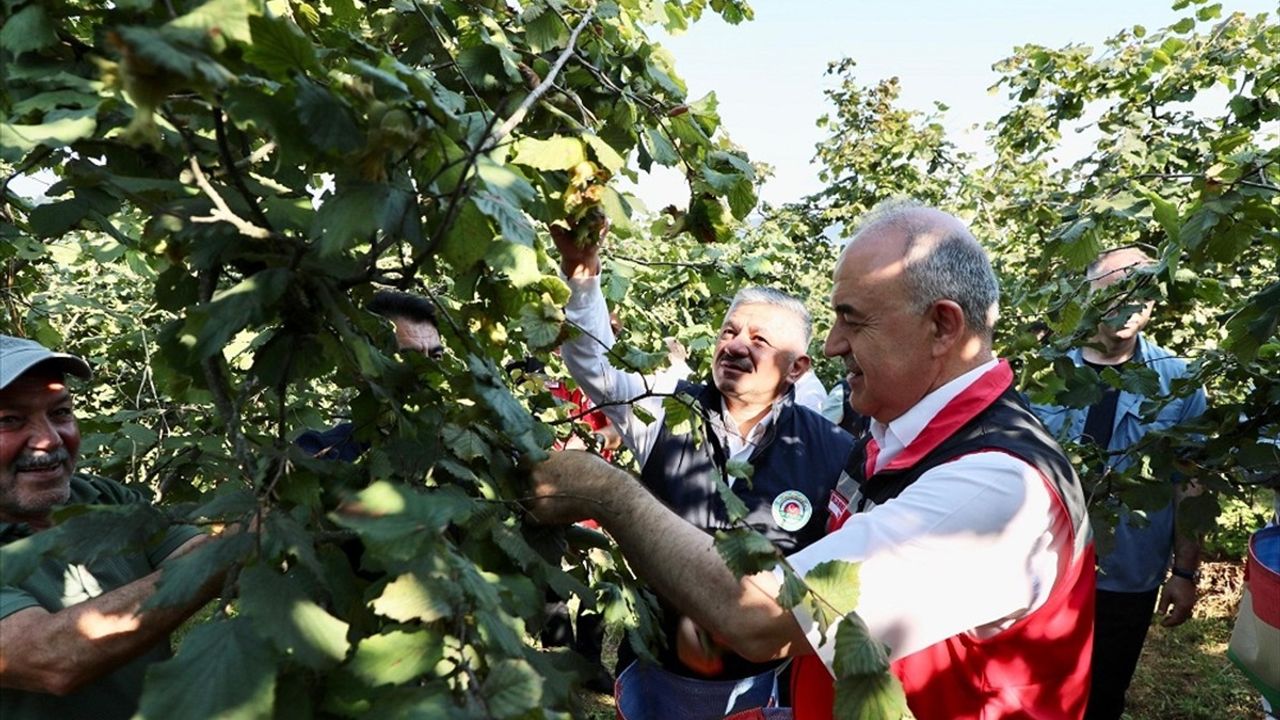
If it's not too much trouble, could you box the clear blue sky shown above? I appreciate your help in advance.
[624,0,1277,210]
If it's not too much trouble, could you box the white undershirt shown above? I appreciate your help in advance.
[781,362,1077,672]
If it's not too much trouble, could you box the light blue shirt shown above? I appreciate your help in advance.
[1033,335,1207,593]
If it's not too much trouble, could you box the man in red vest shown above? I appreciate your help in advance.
[530,201,1095,719]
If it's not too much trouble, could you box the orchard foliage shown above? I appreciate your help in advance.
[3,0,1277,718]
[795,2,1279,552]
[0,0,802,717]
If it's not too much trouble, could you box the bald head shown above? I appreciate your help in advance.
[1087,247,1155,286]
[843,201,1000,341]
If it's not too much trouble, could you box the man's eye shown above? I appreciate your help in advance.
[52,407,75,419]
[0,415,22,429]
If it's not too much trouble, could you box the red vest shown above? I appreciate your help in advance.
[791,362,1095,719]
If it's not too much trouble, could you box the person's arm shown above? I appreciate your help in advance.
[1157,385,1210,627]
[530,451,811,662]
[552,228,674,464]
[530,450,1064,665]
[0,533,220,695]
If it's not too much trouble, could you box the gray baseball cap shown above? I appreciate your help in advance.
[0,335,92,390]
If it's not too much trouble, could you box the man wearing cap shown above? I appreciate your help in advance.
[0,335,224,720]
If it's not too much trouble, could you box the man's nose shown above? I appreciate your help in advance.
[27,417,64,451]
[822,328,846,359]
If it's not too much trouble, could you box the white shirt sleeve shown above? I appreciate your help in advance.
[561,275,682,466]
[782,451,1071,671]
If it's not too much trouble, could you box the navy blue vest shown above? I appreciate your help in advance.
[640,380,854,554]
[632,380,853,681]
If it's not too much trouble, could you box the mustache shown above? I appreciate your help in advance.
[717,354,753,372]
[14,448,73,471]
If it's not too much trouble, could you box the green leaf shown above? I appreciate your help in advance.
[167,0,256,44]
[519,299,564,349]
[713,473,750,523]
[833,670,913,720]
[1170,17,1195,33]
[347,629,443,686]
[482,659,543,719]
[0,4,57,57]
[512,135,587,171]
[140,617,277,719]
[145,532,254,610]
[643,127,680,166]
[524,7,569,53]
[239,564,351,670]
[331,482,474,543]
[475,159,538,246]
[485,241,543,288]
[45,502,169,566]
[661,393,701,437]
[294,79,362,154]
[584,134,626,173]
[245,15,320,77]
[186,268,292,361]
[442,423,490,462]
[0,112,98,162]
[776,564,809,610]
[804,559,862,634]
[832,612,890,677]
[1138,188,1180,244]
[370,571,456,623]
[440,199,495,271]
[313,182,415,256]
[714,528,779,579]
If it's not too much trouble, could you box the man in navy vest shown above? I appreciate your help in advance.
[549,225,853,695]
[533,202,1094,719]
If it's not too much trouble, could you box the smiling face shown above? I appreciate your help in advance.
[711,303,810,408]
[822,227,939,424]
[0,369,81,525]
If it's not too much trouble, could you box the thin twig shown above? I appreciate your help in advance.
[187,156,273,239]
[212,107,274,231]
[484,6,597,151]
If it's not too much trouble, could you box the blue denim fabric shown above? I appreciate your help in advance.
[1033,335,1207,592]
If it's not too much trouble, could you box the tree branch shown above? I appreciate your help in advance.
[187,157,273,240]
[483,6,597,152]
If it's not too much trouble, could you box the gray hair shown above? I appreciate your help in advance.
[851,198,1000,340]
[726,286,812,346]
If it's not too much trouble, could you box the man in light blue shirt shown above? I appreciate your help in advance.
[1033,247,1207,720]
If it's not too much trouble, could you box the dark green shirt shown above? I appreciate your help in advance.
[0,474,202,720]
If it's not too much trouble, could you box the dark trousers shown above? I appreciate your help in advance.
[1085,588,1160,720]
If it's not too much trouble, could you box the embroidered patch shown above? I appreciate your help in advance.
[771,490,813,531]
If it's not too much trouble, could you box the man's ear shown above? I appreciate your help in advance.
[929,300,966,357]
[787,354,812,384]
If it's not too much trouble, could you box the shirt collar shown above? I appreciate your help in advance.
[870,359,1000,457]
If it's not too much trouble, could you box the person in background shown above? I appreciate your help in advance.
[1032,247,1208,720]
[295,289,443,461]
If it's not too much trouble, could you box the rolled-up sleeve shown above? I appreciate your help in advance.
[561,275,680,465]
